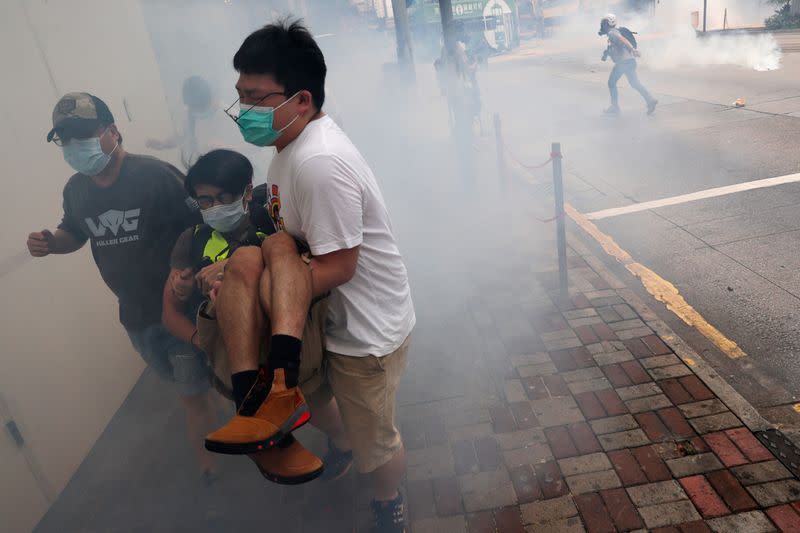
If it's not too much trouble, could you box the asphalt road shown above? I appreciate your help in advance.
[481,32,800,432]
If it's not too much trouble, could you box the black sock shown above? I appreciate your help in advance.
[268,334,302,388]
[231,370,259,411]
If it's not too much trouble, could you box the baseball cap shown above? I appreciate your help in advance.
[47,92,115,143]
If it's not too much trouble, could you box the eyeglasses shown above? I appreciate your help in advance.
[51,134,68,147]
[224,92,286,123]
[52,127,108,147]
[195,192,242,210]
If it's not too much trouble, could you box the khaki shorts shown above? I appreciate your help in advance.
[198,295,333,412]
[325,336,411,474]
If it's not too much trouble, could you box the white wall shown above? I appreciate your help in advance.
[0,1,175,532]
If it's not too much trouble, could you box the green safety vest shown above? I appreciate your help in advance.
[189,224,267,269]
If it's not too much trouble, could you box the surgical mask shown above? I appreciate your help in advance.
[237,92,300,147]
[62,130,118,176]
[201,196,247,233]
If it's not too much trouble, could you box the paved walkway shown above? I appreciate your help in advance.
[401,235,800,532]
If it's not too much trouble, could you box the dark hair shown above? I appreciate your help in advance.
[184,149,253,197]
[182,76,213,111]
[233,19,326,110]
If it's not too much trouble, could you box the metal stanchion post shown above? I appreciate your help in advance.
[552,142,568,295]
[494,113,505,185]
[703,0,708,32]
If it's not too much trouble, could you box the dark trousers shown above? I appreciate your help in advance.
[608,59,654,107]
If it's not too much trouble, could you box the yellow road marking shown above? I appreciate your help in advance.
[565,204,747,359]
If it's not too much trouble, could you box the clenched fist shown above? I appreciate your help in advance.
[27,230,55,257]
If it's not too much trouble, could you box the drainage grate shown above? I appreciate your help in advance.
[755,429,800,479]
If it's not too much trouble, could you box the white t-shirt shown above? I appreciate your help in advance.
[266,115,415,357]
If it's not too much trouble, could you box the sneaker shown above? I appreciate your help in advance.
[205,368,310,455]
[647,99,658,115]
[604,105,620,115]
[319,438,354,481]
[370,493,406,533]
[249,434,324,485]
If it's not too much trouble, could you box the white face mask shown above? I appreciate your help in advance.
[62,129,118,176]
[201,196,246,233]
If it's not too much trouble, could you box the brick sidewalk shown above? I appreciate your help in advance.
[30,146,800,533]
[400,244,800,533]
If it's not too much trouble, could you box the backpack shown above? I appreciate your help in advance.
[618,27,638,49]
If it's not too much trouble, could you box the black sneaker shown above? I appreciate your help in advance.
[319,438,354,481]
[370,493,406,533]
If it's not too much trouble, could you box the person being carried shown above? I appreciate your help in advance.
[204,20,416,533]
[599,14,657,116]
[27,92,218,480]
[162,148,326,485]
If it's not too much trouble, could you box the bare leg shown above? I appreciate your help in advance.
[370,447,406,501]
[217,246,264,374]
[310,397,351,451]
[262,232,312,339]
[180,391,218,472]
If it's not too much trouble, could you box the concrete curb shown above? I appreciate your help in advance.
[567,230,775,434]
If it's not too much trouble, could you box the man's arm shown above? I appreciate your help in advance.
[293,154,364,296]
[30,182,90,256]
[309,246,360,297]
[162,276,199,347]
[612,32,638,54]
[27,228,85,257]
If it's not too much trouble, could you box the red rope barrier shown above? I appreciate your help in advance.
[500,142,565,224]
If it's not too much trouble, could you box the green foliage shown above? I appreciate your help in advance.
[765,2,800,29]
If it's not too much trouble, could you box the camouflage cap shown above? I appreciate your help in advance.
[47,92,114,142]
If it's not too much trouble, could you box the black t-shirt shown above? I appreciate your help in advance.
[58,154,199,330]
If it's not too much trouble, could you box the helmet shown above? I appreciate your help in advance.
[598,14,617,35]
[602,14,617,28]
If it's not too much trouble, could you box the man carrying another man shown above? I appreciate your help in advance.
[202,20,415,533]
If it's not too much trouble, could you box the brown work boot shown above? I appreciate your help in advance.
[205,368,310,455]
[249,434,324,485]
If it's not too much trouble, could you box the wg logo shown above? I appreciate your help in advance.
[85,209,141,238]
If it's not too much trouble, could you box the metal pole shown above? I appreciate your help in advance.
[391,0,415,70]
[439,0,456,55]
[703,0,707,32]
[552,142,568,295]
[494,113,506,185]
[392,0,415,79]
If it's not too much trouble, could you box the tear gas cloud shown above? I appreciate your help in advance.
[555,0,781,71]
[5,0,785,531]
